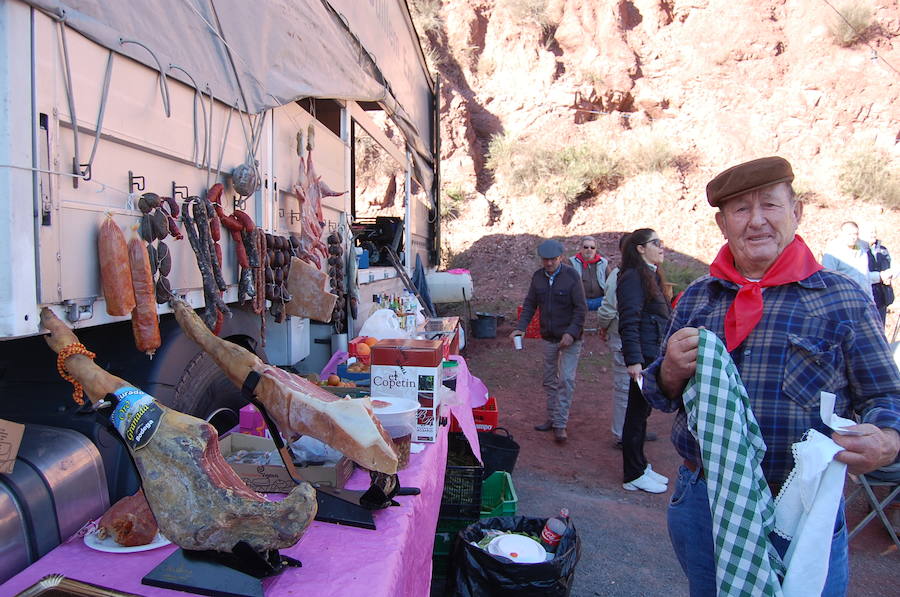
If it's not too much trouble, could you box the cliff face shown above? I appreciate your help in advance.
[416,0,900,273]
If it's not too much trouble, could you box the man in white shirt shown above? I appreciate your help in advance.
[822,221,882,300]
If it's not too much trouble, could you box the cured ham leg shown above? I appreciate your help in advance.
[41,308,316,553]
[171,298,398,474]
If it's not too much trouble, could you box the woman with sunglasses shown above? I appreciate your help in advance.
[617,228,672,493]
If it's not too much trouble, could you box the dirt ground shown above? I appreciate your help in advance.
[456,317,900,596]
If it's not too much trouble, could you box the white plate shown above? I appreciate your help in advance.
[83,528,171,553]
[486,534,546,564]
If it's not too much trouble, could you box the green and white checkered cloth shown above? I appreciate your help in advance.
[683,329,785,597]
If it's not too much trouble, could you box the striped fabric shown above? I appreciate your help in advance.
[683,329,784,597]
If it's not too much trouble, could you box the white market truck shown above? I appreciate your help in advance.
[0,0,440,578]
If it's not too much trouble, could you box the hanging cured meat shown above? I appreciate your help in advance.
[290,125,344,270]
[98,215,136,316]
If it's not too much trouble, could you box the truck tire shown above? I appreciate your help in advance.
[168,335,262,431]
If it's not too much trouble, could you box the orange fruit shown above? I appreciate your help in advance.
[327,374,341,386]
[356,343,371,356]
[363,336,378,347]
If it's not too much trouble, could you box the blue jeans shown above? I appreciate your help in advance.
[668,465,849,597]
[585,296,604,311]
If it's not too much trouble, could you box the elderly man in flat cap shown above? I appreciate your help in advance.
[511,239,587,442]
[641,157,900,596]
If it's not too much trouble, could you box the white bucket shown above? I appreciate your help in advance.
[426,271,474,303]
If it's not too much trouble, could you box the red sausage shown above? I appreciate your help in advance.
[99,215,136,316]
[128,236,161,357]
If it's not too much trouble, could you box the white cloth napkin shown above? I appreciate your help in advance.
[774,392,849,597]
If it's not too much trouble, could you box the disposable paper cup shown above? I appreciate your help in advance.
[513,335,523,350]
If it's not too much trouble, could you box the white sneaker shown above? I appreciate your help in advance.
[623,472,667,493]
[644,464,669,485]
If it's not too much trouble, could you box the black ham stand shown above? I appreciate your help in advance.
[142,541,301,597]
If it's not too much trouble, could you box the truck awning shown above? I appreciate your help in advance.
[23,0,435,189]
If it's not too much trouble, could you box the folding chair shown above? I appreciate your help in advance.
[846,463,900,550]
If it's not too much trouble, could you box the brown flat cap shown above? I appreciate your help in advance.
[706,156,794,207]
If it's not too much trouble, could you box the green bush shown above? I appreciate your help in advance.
[838,150,900,208]
[829,2,872,47]
[663,261,707,296]
[486,133,623,205]
[441,185,469,221]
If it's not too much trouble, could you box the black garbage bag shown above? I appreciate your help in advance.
[446,516,581,597]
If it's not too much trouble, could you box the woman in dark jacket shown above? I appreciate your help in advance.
[616,228,672,493]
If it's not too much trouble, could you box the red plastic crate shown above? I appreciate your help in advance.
[449,396,499,433]
[516,306,541,339]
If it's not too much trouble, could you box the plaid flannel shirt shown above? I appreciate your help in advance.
[643,269,900,486]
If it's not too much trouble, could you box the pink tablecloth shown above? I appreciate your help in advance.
[1,423,450,597]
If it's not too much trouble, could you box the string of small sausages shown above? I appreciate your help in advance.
[56,342,96,405]
[182,193,230,331]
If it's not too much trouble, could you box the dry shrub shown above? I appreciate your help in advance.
[410,0,443,35]
[838,150,900,208]
[502,0,556,29]
[486,133,623,205]
[622,132,678,174]
[829,2,872,47]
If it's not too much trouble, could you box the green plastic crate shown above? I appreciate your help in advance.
[479,471,517,518]
[433,517,472,558]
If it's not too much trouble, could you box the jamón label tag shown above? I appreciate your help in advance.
[110,386,164,450]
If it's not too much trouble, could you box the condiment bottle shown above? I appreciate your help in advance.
[539,508,569,553]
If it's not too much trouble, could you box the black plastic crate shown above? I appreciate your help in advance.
[440,433,484,519]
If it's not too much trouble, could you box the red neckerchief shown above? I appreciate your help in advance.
[709,235,822,351]
[574,252,602,267]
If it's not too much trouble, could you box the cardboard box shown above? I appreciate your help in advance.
[371,339,443,367]
[371,364,443,442]
[370,365,441,399]
[0,418,24,474]
[219,432,354,493]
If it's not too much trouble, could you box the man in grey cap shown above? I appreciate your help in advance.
[641,156,900,595]
[510,239,587,442]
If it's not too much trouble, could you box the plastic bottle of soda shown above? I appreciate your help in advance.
[540,508,569,553]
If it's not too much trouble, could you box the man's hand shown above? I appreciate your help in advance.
[881,270,894,285]
[832,425,900,475]
[659,327,701,398]
[599,328,608,342]
[560,333,574,347]
[627,363,643,381]
[509,329,524,339]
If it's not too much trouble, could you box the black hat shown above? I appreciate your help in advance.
[706,156,794,207]
[537,239,565,258]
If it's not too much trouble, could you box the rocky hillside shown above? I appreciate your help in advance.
[411,0,900,308]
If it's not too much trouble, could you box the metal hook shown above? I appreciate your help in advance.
[128,170,145,193]
[233,196,247,211]
[172,181,189,201]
